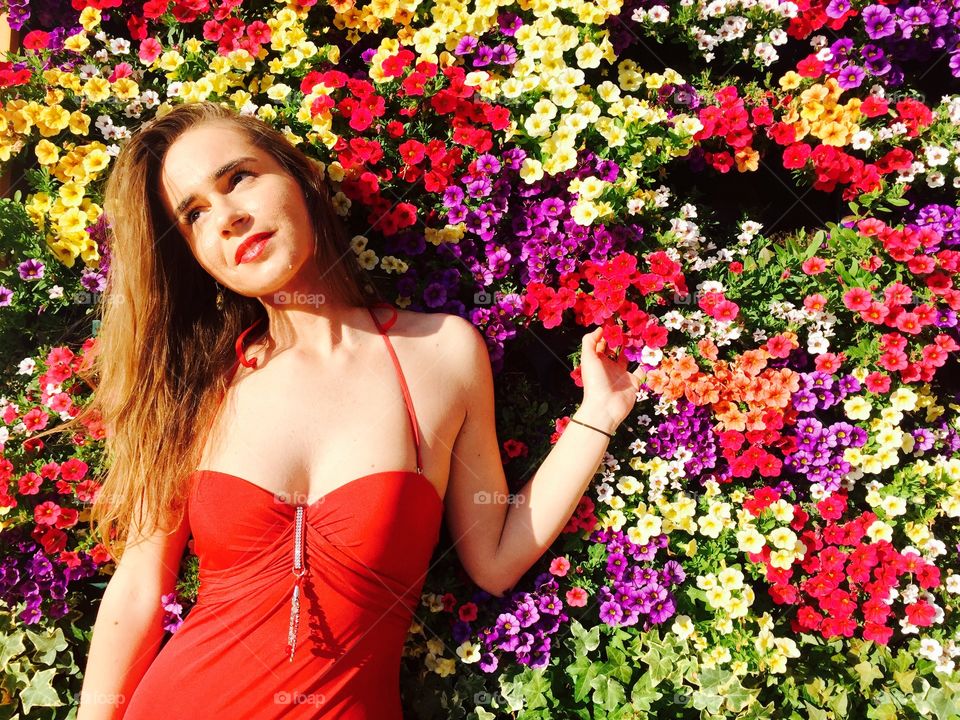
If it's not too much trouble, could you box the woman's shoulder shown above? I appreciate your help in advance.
[391,307,479,347]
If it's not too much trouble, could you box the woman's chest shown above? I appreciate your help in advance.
[198,333,463,503]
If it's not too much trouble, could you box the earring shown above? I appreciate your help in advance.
[215,281,224,312]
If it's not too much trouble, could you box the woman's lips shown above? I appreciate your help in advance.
[236,233,272,264]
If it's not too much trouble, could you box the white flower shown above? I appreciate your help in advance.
[851,130,873,150]
[945,575,960,594]
[924,146,949,166]
[918,638,943,661]
[17,358,35,376]
[927,172,945,188]
[648,6,670,22]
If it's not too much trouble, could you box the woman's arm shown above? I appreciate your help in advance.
[76,498,191,720]
[445,318,640,597]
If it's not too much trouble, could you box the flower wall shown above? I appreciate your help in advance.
[0,0,959,717]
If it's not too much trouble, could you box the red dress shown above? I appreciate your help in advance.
[124,304,444,718]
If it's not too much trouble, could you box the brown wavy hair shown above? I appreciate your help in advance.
[43,100,382,561]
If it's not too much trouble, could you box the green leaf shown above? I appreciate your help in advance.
[803,701,829,720]
[893,668,917,693]
[568,620,601,654]
[0,631,26,667]
[25,627,68,666]
[591,676,626,712]
[725,679,759,713]
[854,660,883,693]
[629,672,663,711]
[868,702,899,720]
[915,686,960,719]
[803,230,826,261]
[20,668,61,713]
[568,656,601,703]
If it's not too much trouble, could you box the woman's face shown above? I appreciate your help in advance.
[159,121,318,297]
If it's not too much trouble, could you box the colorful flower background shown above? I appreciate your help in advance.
[0,0,959,716]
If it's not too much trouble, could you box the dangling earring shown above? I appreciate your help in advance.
[215,281,224,312]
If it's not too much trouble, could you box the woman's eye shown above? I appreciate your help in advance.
[184,170,253,226]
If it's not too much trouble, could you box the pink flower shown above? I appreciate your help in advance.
[565,587,588,607]
[801,256,828,274]
[34,501,62,526]
[138,38,163,65]
[842,287,873,311]
[549,556,571,576]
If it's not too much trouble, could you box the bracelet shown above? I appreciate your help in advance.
[568,416,615,439]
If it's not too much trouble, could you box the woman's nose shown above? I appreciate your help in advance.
[218,202,250,238]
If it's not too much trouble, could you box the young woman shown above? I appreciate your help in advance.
[74,101,644,719]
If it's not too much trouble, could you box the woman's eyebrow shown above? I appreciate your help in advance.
[173,155,258,219]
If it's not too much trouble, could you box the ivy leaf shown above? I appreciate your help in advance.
[629,672,662,711]
[25,627,68,666]
[568,656,601,703]
[591,676,626,712]
[568,620,601,655]
[893,668,917,694]
[20,668,61,713]
[0,631,26,667]
[854,660,883,692]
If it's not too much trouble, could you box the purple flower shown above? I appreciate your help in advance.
[472,46,494,67]
[454,36,478,55]
[18,259,44,280]
[837,64,866,89]
[825,0,851,19]
[599,600,624,625]
[490,43,518,65]
[863,5,895,38]
[0,287,12,306]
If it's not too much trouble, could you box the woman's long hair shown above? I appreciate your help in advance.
[45,101,381,561]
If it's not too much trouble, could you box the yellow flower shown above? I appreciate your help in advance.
[844,396,872,421]
[879,495,906,517]
[58,182,84,208]
[697,514,723,538]
[79,7,101,31]
[768,527,797,550]
[737,528,765,554]
[455,641,481,663]
[769,549,794,569]
[890,387,918,412]
[718,567,744,589]
[779,71,802,90]
[705,586,731,609]
[735,148,759,172]
[575,42,603,69]
[672,614,694,639]
[357,248,378,270]
[35,139,60,166]
[63,32,91,54]
[866,520,893,543]
[571,200,599,226]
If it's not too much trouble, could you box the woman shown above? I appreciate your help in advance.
[74,101,644,719]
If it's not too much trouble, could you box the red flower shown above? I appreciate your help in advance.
[905,600,936,627]
[783,143,812,169]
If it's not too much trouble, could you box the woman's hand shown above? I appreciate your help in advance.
[577,326,645,432]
